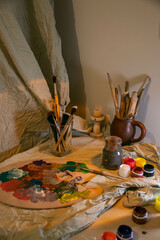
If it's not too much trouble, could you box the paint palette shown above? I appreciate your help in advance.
[0,159,103,209]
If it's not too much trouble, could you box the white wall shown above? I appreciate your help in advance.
[54,0,160,146]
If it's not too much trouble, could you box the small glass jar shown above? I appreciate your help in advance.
[132,206,148,224]
[143,164,154,177]
[116,225,133,240]
[102,136,122,170]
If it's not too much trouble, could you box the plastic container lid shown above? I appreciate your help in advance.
[101,231,117,240]
[124,158,135,169]
[132,206,148,224]
[143,164,154,177]
[119,164,130,178]
[135,157,146,168]
[155,196,160,212]
[131,166,143,178]
[116,225,133,240]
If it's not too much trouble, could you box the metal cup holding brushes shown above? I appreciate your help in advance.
[47,106,77,157]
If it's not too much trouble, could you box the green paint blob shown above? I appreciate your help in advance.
[0,168,29,183]
[60,161,89,173]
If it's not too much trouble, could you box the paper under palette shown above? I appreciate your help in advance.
[0,159,103,209]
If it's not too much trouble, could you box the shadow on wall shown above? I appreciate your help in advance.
[54,0,86,118]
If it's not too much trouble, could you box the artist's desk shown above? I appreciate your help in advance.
[0,135,160,240]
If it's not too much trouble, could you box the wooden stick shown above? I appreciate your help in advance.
[134,89,143,118]
[124,94,130,118]
[137,76,150,97]
[126,91,137,119]
[119,91,128,118]
[125,80,129,92]
[115,87,119,107]
[107,73,119,117]
[134,76,150,118]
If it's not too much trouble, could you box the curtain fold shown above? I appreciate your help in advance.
[0,0,70,161]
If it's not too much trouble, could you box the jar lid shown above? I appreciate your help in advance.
[132,206,148,224]
[119,164,130,178]
[133,206,148,218]
[101,231,117,240]
[117,225,133,239]
[155,196,160,212]
[144,164,154,173]
[124,158,135,169]
[135,158,146,168]
[105,136,122,144]
[132,167,143,176]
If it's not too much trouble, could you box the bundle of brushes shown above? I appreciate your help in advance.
[107,73,150,120]
[47,76,77,153]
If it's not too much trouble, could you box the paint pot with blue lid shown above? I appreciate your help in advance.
[116,225,133,240]
[143,164,154,177]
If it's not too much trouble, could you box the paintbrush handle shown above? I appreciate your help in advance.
[126,91,137,119]
[137,76,150,96]
[76,166,124,180]
[55,94,60,122]
[54,115,73,151]
[125,80,129,92]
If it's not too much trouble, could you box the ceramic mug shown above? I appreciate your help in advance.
[110,115,146,145]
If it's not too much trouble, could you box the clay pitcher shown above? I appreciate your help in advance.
[110,116,146,145]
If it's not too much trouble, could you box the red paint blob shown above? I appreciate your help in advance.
[1,179,25,192]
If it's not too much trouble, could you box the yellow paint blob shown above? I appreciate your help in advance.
[58,190,91,203]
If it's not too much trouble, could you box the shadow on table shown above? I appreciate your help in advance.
[91,153,103,169]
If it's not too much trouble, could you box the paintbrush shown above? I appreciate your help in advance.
[52,76,60,124]
[47,112,66,152]
[66,165,125,180]
[54,106,77,151]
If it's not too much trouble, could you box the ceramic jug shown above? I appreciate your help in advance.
[110,115,146,145]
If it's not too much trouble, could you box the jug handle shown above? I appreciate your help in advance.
[131,120,146,143]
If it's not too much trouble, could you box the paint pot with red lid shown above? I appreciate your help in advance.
[143,164,154,177]
[132,206,148,224]
[101,231,117,240]
[131,166,143,178]
[124,158,135,170]
[116,225,133,240]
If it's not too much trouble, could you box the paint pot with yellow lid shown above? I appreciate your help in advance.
[155,196,160,212]
[135,157,146,168]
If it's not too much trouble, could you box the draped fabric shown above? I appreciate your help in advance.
[0,0,70,161]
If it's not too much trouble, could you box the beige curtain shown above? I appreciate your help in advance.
[0,0,70,161]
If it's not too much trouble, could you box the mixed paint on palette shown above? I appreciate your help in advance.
[0,160,91,204]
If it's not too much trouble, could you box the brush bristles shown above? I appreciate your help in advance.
[52,76,57,83]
